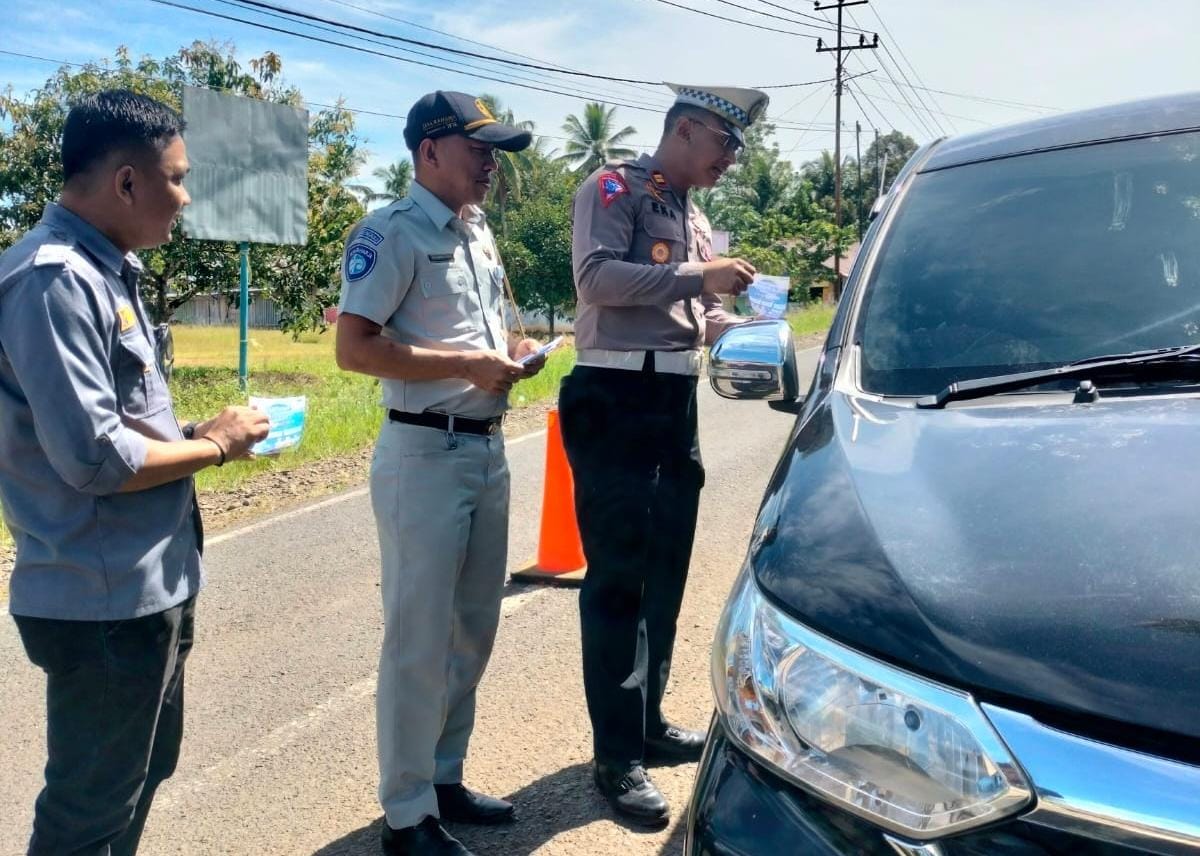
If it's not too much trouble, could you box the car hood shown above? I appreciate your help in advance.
[753,390,1200,741]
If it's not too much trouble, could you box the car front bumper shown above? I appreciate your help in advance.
[685,716,1196,856]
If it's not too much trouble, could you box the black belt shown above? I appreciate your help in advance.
[388,409,503,436]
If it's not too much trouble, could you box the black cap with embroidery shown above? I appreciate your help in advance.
[404,91,533,152]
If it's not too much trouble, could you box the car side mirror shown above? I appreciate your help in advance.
[708,319,801,404]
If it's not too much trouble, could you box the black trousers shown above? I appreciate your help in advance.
[559,364,704,766]
[13,596,196,856]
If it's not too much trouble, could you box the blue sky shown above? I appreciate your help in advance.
[3,0,1198,191]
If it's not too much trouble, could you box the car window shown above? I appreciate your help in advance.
[856,130,1200,395]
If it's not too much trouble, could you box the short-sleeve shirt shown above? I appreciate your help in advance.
[571,153,743,351]
[0,204,201,621]
[338,182,510,419]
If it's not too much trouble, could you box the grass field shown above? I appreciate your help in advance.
[787,301,837,338]
[0,309,834,550]
[171,326,574,492]
[0,327,574,548]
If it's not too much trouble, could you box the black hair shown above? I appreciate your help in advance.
[61,90,186,183]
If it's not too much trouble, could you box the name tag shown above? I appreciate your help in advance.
[427,253,454,263]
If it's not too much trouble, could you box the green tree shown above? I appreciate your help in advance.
[0,41,364,333]
[694,121,856,299]
[477,94,540,238]
[557,103,638,174]
[490,153,579,334]
[349,158,411,205]
[263,102,365,332]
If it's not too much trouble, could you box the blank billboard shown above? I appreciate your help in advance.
[180,86,308,246]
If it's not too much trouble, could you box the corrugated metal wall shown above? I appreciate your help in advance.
[172,292,283,328]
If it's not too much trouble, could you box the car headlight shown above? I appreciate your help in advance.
[712,567,1031,840]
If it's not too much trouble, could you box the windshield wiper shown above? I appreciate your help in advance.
[916,344,1200,409]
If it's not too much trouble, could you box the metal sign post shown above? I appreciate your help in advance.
[239,242,250,389]
[180,86,309,389]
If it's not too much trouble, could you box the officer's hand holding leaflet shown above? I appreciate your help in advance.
[462,350,526,394]
[513,336,555,375]
[193,405,272,461]
[700,256,756,296]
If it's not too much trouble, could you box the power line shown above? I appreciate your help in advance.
[146,0,691,115]
[226,0,663,86]
[701,0,846,33]
[744,0,870,33]
[853,80,992,125]
[645,0,824,37]
[814,4,935,139]
[847,7,949,135]
[844,82,882,132]
[866,4,957,124]
[888,81,1057,112]
[817,4,937,139]
[314,0,666,105]
[212,0,845,93]
[0,41,837,135]
[813,0,880,299]
[207,0,676,112]
[785,89,834,156]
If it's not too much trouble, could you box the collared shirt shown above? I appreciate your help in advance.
[572,153,743,352]
[338,181,510,419]
[0,203,201,621]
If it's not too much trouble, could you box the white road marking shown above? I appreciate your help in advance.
[27,357,824,809]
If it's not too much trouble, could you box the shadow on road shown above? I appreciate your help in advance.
[312,761,685,855]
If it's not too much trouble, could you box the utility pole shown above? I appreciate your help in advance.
[816,0,877,298]
[855,120,863,239]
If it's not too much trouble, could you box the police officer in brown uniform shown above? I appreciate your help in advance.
[559,84,768,825]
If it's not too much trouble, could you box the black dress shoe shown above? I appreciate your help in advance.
[645,724,706,764]
[435,782,516,825]
[380,816,473,855]
[593,761,670,827]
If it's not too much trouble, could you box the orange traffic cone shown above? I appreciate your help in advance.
[512,408,587,586]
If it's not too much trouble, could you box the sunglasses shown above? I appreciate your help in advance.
[691,119,743,153]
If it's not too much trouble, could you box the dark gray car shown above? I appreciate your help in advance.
[689,93,1200,855]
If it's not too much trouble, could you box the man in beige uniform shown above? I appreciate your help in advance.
[336,91,545,856]
[559,84,767,826]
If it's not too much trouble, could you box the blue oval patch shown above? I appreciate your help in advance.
[345,243,377,282]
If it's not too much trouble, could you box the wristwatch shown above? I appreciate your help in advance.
[182,422,198,440]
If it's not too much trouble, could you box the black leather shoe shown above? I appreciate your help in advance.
[380,816,473,855]
[645,724,706,763]
[593,762,670,827]
[435,782,516,825]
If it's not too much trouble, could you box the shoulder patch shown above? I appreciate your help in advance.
[345,243,378,282]
[358,226,385,246]
[32,243,73,268]
[598,172,630,208]
[117,303,137,332]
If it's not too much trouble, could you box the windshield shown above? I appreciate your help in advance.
[857,130,1200,396]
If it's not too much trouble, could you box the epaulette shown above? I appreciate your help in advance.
[32,243,74,268]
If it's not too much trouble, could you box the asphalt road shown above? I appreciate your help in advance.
[0,347,820,856]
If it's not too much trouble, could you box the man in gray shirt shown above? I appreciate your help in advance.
[336,91,545,856]
[0,90,268,855]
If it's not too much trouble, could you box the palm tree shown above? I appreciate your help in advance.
[478,94,539,237]
[557,103,638,174]
[349,159,412,207]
